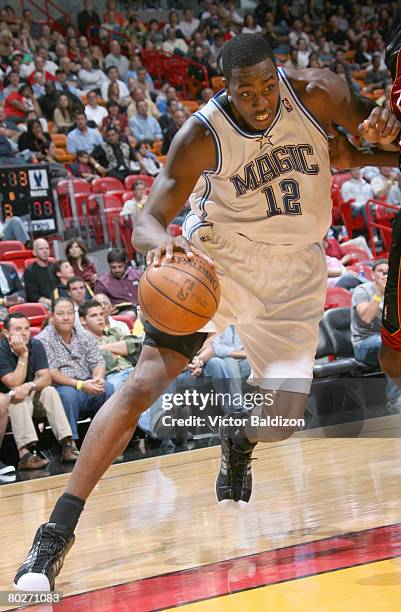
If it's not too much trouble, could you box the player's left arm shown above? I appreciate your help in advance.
[301,70,400,168]
[304,70,400,146]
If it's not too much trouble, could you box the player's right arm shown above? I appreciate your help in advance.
[132,118,216,266]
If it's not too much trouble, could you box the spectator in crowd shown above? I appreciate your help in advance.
[68,276,94,328]
[67,110,103,154]
[0,313,77,469]
[23,238,55,307]
[102,99,129,135]
[94,249,142,313]
[163,27,189,55]
[27,55,56,88]
[129,100,162,144]
[341,168,374,225]
[370,167,396,199]
[17,119,50,157]
[51,259,74,303]
[52,259,93,304]
[351,259,388,366]
[78,0,101,37]
[2,70,21,99]
[4,83,41,124]
[69,150,99,181]
[136,141,162,176]
[65,238,97,289]
[363,53,392,93]
[53,93,75,134]
[94,292,130,336]
[92,126,138,182]
[84,90,108,128]
[78,56,107,94]
[0,216,29,245]
[162,108,186,154]
[55,69,83,103]
[37,298,113,443]
[179,8,200,39]
[0,104,19,140]
[325,251,362,290]
[351,260,401,409]
[284,47,300,69]
[355,37,372,69]
[127,85,160,120]
[212,324,252,397]
[242,13,262,34]
[0,394,15,478]
[38,81,58,122]
[79,299,141,391]
[0,262,25,305]
[101,65,129,102]
[105,41,129,79]
[388,173,401,207]
[120,179,148,221]
[159,98,179,134]
[135,66,154,93]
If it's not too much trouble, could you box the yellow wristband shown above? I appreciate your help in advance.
[76,380,83,390]
[373,295,382,303]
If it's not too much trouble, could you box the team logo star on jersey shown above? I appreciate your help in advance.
[255,133,274,149]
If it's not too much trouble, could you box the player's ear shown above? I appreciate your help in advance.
[222,77,229,95]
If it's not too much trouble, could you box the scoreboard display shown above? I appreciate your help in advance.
[0,164,57,236]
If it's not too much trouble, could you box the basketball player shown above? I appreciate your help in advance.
[379,0,401,377]
[14,35,401,591]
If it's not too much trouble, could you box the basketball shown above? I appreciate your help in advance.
[138,252,220,335]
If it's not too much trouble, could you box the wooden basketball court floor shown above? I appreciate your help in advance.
[1,415,401,611]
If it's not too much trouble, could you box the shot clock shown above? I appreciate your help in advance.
[0,164,57,236]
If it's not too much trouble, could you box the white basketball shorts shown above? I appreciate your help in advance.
[191,224,327,394]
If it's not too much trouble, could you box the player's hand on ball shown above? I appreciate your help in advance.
[146,235,215,268]
[358,107,401,145]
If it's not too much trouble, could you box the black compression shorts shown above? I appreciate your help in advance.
[143,320,208,361]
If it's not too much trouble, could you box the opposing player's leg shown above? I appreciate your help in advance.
[14,324,206,592]
[380,209,401,378]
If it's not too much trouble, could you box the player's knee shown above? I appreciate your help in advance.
[119,372,162,416]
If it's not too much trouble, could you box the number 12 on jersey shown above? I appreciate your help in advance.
[262,179,301,217]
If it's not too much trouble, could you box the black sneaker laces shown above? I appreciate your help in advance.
[32,528,68,569]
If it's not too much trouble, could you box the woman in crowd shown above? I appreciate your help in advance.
[17,118,50,156]
[53,93,75,134]
[242,13,262,34]
[65,238,97,289]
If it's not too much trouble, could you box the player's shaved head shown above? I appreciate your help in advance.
[220,34,276,82]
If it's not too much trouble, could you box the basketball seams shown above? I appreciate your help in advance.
[144,272,212,319]
[139,280,191,334]
[153,262,219,309]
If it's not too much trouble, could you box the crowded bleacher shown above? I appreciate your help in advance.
[0,0,399,479]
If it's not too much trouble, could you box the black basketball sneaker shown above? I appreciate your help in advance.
[216,416,256,506]
[14,523,75,592]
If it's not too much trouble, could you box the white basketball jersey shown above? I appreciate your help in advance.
[184,67,332,246]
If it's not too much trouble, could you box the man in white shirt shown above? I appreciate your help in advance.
[105,41,129,80]
[179,8,200,39]
[101,66,129,103]
[370,167,396,199]
[162,28,189,55]
[341,168,374,224]
[289,19,310,48]
[84,90,109,127]
[79,57,108,93]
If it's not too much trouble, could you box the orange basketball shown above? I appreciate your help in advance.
[138,253,220,335]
